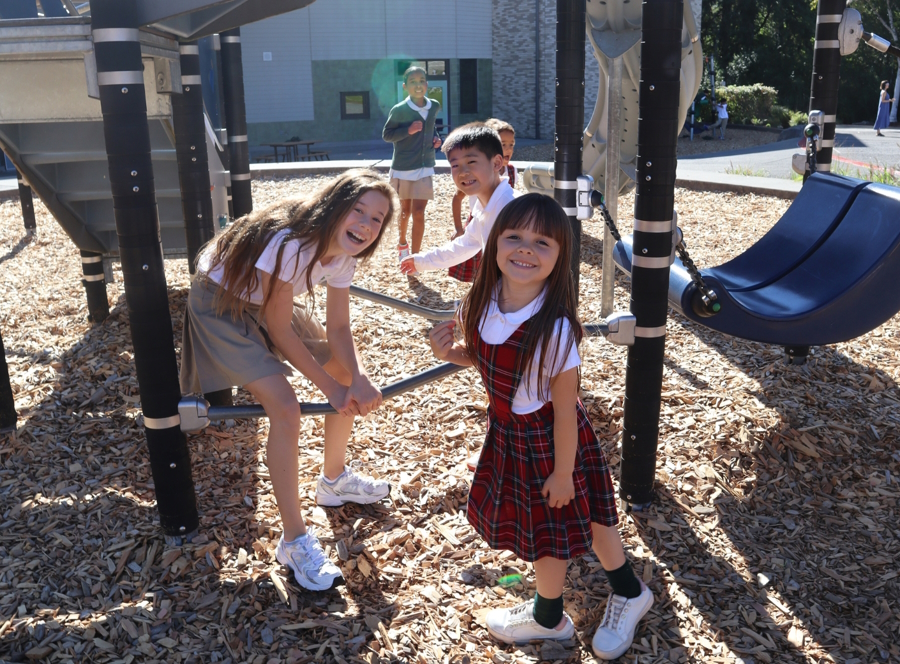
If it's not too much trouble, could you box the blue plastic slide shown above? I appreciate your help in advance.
[613,173,900,346]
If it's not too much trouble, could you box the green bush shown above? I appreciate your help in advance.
[715,84,778,125]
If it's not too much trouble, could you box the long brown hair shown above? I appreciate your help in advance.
[461,193,583,401]
[202,169,396,319]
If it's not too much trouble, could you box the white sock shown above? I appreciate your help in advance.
[322,470,346,486]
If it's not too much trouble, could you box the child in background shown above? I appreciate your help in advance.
[181,170,396,592]
[382,66,443,269]
[429,194,652,658]
[400,123,514,278]
[710,96,728,140]
[448,118,517,282]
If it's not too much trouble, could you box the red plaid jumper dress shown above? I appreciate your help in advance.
[467,318,618,562]
[448,165,517,283]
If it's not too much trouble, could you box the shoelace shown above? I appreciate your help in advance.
[345,470,381,494]
[297,527,328,570]
[600,596,627,632]
[507,601,535,626]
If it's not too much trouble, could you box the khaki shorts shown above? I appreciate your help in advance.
[390,175,434,201]
[180,277,332,394]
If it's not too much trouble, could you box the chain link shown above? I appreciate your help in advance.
[598,199,718,309]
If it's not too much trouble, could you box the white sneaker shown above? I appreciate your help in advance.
[592,582,653,660]
[485,600,575,645]
[275,526,344,592]
[315,466,391,506]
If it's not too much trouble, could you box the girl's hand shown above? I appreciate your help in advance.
[408,120,423,135]
[541,470,575,509]
[346,374,383,417]
[325,383,353,417]
[429,321,456,360]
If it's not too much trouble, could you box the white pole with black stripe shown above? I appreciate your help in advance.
[809,0,847,172]
[91,0,199,542]
[619,0,683,508]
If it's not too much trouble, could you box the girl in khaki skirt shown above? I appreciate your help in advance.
[181,169,397,591]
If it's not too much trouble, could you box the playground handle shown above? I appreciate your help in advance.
[350,285,456,321]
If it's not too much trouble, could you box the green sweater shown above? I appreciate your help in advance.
[382,97,442,171]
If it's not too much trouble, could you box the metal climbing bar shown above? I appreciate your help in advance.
[178,362,467,432]
[349,285,456,321]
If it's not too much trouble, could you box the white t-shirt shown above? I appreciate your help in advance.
[413,180,516,272]
[198,229,357,304]
[716,102,728,119]
[390,97,436,182]
[478,288,581,414]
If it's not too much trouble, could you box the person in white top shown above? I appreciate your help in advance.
[710,96,728,140]
[181,170,398,592]
[429,193,652,657]
[401,123,516,276]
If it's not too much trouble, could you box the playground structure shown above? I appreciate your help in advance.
[2,0,900,537]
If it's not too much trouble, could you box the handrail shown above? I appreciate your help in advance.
[350,285,456,321]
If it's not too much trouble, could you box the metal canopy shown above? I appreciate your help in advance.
[136,0,317,39]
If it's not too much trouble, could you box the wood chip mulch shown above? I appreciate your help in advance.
[0,174,898,664]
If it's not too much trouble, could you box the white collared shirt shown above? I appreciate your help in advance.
[413,180,516,272]
[390,97,436,181]
[478,288,581,414]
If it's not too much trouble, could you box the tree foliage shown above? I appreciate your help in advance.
[700,0,900,124]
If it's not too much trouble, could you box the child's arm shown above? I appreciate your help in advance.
[383,107,417,143]
[260,273,359,416]
[324,284,383,416]
[402,218,484,273]
[542,366,579,508]
[429,321,472,367]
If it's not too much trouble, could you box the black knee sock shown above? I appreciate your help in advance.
[532,592,564,629]
[603,560,642,599]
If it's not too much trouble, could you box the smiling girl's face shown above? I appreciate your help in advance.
[330,190,390,258]
[495,223,561,289]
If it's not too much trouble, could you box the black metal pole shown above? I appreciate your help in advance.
[212,34,234,220]
[220,28,252,219]
[16,169,36,233]
[91,0,198,540]
[0,326,15,433]
[809,0,846,172]
[554,0,586,293]
[172,40,216,273]
[80,249,110,323]
[619,0,682,507]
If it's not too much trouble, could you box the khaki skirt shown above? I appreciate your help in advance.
[180,277,332,394]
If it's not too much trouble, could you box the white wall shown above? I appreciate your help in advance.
[241,10,315,123]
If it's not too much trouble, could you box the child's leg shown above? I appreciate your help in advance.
[591,522,641,597]
[321,356,353,480]
[410,199,428,254]
[398,198,412,248]
[532,556,570,629]
[244,373,305,540]
[451,189,466,238]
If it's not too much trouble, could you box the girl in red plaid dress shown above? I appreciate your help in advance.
[430,194,652,658]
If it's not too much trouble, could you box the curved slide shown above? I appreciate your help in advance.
[614,173,900,346]
[522,0,702,195]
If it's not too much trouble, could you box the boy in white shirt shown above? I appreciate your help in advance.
[710,97,728,140]
[401,123,515,276]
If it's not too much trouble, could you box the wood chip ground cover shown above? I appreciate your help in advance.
[0,174,897,664]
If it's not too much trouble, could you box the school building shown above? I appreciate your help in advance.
[239,0,702,146]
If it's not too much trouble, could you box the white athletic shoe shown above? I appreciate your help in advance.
[591,582,653,660]
[275,526,344,592]
[315,466,391,506]
[485,600,575,645]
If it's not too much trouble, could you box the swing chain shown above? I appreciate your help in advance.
[597,197,718,308]
[597,200,623,243]
[675,240,718,307]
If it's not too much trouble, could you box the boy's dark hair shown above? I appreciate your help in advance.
[403,66,426,84]
[441,122,503,160]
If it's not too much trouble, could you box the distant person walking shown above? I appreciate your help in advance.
[874,81,894,137]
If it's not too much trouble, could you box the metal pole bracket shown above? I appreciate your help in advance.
[604,312,637,346]
[179,396,210,432]
[576,174,595,220]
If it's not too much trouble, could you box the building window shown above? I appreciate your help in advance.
[340,92,370,120]
[459,59,478,114]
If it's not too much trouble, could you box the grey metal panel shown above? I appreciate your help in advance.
[189,0,316,39]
